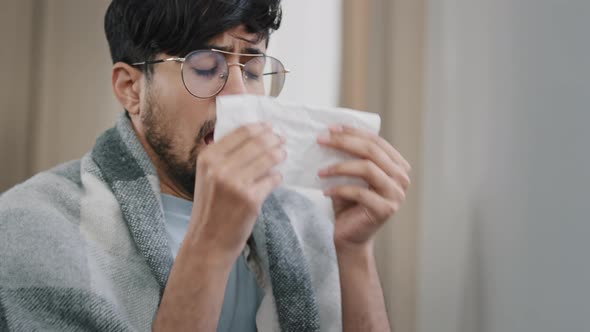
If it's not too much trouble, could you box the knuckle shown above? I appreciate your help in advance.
[256,134,274,147]
[385,202,399,216]
[366,143,380,158]
[242,190,261,211]
[268,149,284,164]
[228,185,244,199]
[356,189,367,201]
[247,134,268,150]
[211,168,228,183]
[330,164,342,174]
[241,124,260,137]
[376,136,388,146]
[364,160,378,176]
[273,172,284,185]
[328,134,341,145]
[263,153,278,166]
[197,151,213,168]
[370,136,384,149]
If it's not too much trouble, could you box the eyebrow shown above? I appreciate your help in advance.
[205,44,265,55]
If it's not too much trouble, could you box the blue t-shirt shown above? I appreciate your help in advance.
[160,194,264,331]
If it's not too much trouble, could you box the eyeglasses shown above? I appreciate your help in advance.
[132,49,290,99]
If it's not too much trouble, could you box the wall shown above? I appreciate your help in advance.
[0,0,35,190]
[267,0,342,107]
[0,0,118,192]
[419,1,590,331]
[31,0,120,173]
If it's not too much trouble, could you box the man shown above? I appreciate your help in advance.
[0,0,411,331]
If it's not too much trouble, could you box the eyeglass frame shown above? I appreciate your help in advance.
[131,48,290,99]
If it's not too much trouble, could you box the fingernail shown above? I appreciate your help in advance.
[317,135,330,144]
[262,122,272,129]
[323,189,332,197]
[318,168,329,177]
[329,125,343,133]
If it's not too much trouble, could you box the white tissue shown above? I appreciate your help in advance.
[214,95,381,191]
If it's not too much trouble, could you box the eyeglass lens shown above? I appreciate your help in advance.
[181,50,286,98]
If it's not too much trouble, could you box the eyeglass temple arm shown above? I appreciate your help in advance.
[210,49,291,75]
[131,53,290,75]
[263,69,291,76]
[131,57,184,66]
[211,48,269,57]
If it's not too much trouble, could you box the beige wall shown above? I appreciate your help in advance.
[0,0,119,192]
[342,0,425,331]
[0,0,36,190]
[32,0,119,173]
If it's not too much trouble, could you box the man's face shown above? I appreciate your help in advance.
[137,25,267,196]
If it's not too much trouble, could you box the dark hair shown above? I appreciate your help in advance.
[104,0,282,75]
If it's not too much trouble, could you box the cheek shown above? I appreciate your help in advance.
[155,81,216,149]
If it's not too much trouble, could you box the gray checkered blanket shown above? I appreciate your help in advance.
[0,113,341,331]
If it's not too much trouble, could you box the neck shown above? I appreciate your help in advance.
[158,169,193,201]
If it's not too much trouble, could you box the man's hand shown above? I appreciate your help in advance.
[154,122,285,332]
[189,122,286,259]
[317,124,411,332]
[318,125,411,251]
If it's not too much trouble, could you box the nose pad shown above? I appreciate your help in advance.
[218,64,247,96]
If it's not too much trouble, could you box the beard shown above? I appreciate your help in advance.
[141,90,215,197]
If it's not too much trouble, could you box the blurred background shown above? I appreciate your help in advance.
[1,0,589,331]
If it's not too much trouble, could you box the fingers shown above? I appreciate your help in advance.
[213,122,272,156]
[251,171,284,201]
[224,130,285,175]
[319,125,411,172]
[324,185,403,222]
[339,125,411,171]
[319,159,409,196]
[241,146,287,182]
[317,132,395,178]
[204,123,287,186]
[317,125,412,227]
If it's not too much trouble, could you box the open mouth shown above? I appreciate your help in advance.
[204,129,215,145]
[199,120,216,146]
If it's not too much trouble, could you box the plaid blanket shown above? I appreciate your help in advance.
[0,113,341,331]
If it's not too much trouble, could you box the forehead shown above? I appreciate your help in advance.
[205,25,267,54]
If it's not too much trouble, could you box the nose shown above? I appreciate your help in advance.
[218,64,247,96]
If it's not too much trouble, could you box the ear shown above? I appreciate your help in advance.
[112,62,144,115]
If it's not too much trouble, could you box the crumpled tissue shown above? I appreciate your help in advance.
[214,95,381,192]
